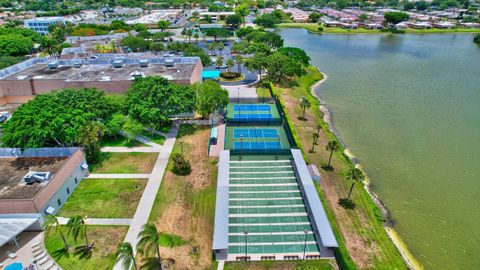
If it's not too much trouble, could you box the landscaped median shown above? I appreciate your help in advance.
[269,66,407,269]
[148,124,219,269]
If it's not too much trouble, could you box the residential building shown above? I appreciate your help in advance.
[24,17,65,35]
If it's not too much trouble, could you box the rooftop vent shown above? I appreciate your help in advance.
[100,76,111,81]
[24,171,51,184]
[73,60,82,68]
[139,59,149,67]
[16,75,28,80]
[165,58,175,67]
[48,61,59,69]
[113,59,123,68]
[131,71,145,79]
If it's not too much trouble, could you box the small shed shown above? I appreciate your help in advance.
[308,164,321,183]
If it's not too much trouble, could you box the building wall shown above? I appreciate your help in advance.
[190,60,204,84]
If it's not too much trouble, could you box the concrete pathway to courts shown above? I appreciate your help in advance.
[56,217,132,226]
[101,146,161,153]
[87,173,151,179]
[112,122,180,270]
[217,260,225,270]
[223,85,259,103]
[118,131,162,148]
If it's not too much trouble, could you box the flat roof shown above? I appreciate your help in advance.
[0,215,40,247]
[212,150,229,250]
[0,156,69,200]
[0,57,200,82]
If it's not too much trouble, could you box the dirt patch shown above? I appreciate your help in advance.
[149,125,217,270]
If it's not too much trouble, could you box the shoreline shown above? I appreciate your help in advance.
[309,68,423,270]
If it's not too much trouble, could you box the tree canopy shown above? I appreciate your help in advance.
[384,12,409,27]
[0,34,34,56]
[194,81,229,118]
[125,77,196,127]
[278,47,310,66]
[265,52,305,83]
[2,88,116,148]
[225,14,243,28]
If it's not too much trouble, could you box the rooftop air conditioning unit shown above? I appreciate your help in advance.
[113,59,123,68]
[73,60,82,68]
[131,71,145,78]
[139,59,149,67]
[48,61,59,69]
[23,171,51,184]
[165,58,175,67]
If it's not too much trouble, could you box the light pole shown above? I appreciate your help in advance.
[237,87,240,104]
[276,134,281,160]
[303,229,308,260]
[244,230,248,261]
[240,135,243,161]
[180,140,184,156]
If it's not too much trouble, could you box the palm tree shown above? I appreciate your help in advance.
[325,141,340,168]
[217,42,225,57]
[310,133,319,153]
[67,215,93,255]
[137,223,175,270]
[226,58,235,72]
[116,242,138,270]
[236,55,243,73]
[194,33,199,43]
[299,97,311,120]
[346,168,365,201]
[43,214,68,250]
[215,56,224,70]
[207,42,217,56]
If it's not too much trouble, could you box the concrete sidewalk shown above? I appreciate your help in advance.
[101,146,161,153]
[57,217,132,226]
[87,174,151,179]
[112,123,180,270]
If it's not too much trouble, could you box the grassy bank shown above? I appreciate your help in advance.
[278,23,480,34]
[148,124,218,269]
[270,66,406,269]
[225,259,335,270]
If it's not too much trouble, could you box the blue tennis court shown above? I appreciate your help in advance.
[234,128,279,139]
[233,114,273,121]
[234,104,271,112]
[234,141,282,150]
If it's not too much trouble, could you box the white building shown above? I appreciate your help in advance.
[24,17,65,35]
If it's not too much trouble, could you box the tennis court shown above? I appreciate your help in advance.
[224,126,291,151]
[226,103,281,123]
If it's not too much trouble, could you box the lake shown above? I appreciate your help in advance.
[278,29,480,270]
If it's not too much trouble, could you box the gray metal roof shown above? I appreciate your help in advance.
[0,215,41,247]
[0,147,79,158]
[212,150,230,250]
[291,149,339,248]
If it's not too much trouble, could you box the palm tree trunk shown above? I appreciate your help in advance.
[84,225,89,247]
[156,246,162,270]
[302,107,306,119]
[328,150,333,167]
[60,230,69,249]
[347,182,355,201]
[131,255,138,270]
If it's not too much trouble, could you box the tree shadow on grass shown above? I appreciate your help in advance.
[321,164,334,171]
[338,198,356,210]
[50,247,70,260]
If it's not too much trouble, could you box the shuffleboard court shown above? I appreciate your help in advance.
[228,244,320,254]
[229,215,310,224]
[229,234,316,244]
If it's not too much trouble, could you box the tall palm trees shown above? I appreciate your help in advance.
[116,242,138,270]
[137,223,175,270]
[67,215,94,257]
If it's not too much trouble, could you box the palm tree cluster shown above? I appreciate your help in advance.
[116,223,175,270]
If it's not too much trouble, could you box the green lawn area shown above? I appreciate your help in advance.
[271,66,406,269]
[225,260,335,270]
[141,130,166,145]
[278,23,480,34]
[89,152,158,174]
[256,87,272,101]
[45,226,128,270]
[58,178,146,218]
[101,135,146,147]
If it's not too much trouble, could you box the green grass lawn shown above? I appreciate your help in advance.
[89,152,158,174]
[101,135,146,147]
[271,66,406,269]
[58,178,146,218]
[141,130,166,145]
[225,260,335,270]
[256,87,272,101]
[45,226,128,270]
